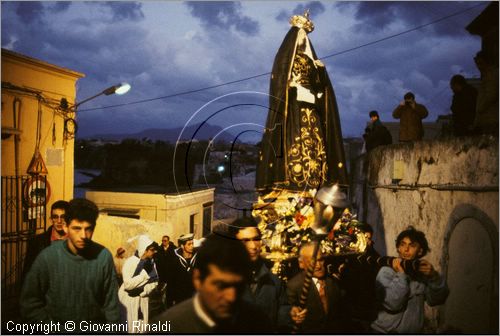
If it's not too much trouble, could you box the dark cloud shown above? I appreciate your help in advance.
[2,2,149,84]
[275,1,326,21]
[47,2,72,13]
[314,1,483,138]
[353,2,396,30]
[186,1,259,35]
[15,2,44,24]
[101,2,144,22]
[1,1,484,139]
[346,1,486,37]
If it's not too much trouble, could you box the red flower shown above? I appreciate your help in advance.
[328,229,335,241]
[295,212,306,225]
[348,227,354,235]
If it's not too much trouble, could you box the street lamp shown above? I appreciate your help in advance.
[60,82,131,137]
[74,82,131,109]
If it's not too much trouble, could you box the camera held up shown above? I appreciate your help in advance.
[331,254,422,278]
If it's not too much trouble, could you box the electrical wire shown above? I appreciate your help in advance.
[2,81,78,150]
[78,2,487,113]
[79,73,269,112]
[317,2,486,59]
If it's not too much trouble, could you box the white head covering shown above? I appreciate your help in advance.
[127,234,154,256]
[193,238,205,248]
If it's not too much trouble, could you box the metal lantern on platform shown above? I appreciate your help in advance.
[312,183,350,234]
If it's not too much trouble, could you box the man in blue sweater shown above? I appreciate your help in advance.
[371,226,449,333]
[20,198,120,329]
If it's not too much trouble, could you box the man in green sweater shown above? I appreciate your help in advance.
[21,198,120,328]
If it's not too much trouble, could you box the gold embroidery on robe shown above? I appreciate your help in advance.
[291,52,312,86]
[287,107,327,188]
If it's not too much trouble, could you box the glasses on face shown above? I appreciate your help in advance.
[51,214,65,220]
[162,240,168,242]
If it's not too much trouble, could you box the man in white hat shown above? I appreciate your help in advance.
[118,235,159,333]
[168,233,197,306]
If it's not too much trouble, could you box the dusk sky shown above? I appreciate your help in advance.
[1,1,488,141]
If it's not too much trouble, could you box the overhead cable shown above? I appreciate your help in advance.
[79,2,486,113]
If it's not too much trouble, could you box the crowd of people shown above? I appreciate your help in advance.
[20,198,449,334]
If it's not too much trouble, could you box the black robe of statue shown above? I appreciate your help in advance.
[256,27,348,194]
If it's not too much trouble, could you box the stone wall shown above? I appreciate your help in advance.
[351,135,498,333]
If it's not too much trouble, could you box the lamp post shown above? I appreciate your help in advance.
[68,82,131,199]
[74,82,131,109]
[60,82,131,111]
[60,82,131,137]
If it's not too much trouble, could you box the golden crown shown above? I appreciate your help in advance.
[289,9,314,33]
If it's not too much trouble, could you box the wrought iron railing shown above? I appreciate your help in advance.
[1,175,47,300]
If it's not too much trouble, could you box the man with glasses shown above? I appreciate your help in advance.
[233,217,292,332]
[160,235,176,255]
[155,235,177,308]
[23,200,69,278]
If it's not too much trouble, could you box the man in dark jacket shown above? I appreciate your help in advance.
[151,233,272,333]
[233,217,292,332]
[287,242,344,333]
[23,200,69,278]
[450,75,477,136]
[450,74,478,136]
[168,233,197,306]
[365,110,392,152]
[335,223,381,332]
[392,92,429,142]
[155,235,177,308]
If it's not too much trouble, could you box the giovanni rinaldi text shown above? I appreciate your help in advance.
[6,320,171,334]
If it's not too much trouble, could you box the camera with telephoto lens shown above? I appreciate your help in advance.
[342,254,422,278]
[377,256,421,278]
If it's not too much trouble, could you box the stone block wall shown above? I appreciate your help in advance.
[351,135,498,333]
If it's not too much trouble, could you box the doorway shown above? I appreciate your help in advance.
[442,205,498,334]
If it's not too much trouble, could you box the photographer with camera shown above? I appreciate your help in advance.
[371,226,448,334]
[392,92,429,142]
